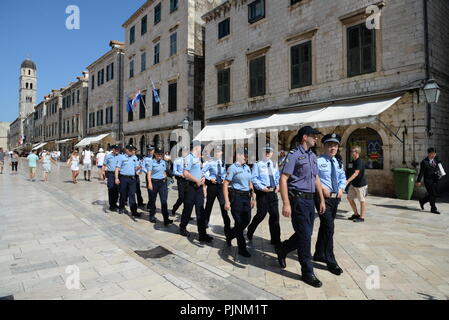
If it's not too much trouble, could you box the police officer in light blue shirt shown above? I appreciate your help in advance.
[102,145,121,211]
[223,147,256,258]
[247,144,281,245]
[115,145,141,216]
[313,133,346,276]
[146,148,173,226]
[276,126,326,288]
[133,149,145,207]
[202,145,231,234]
[171,146,189,217]
[143,145,155,210]
[179,141,212,243]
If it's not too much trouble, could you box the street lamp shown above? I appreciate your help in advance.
[423,78,441,104]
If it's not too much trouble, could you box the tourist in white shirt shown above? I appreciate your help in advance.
[96,148,106,181]
[82,146,94,182]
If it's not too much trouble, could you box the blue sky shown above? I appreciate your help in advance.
[0,0,146,122]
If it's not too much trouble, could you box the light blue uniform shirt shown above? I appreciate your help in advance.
[173,157,184,177]
[146,158,167,180]
[251,159,280,191]
[116,154,139,176]
[317,154,346,193]
[226,162,252,191]
[141,156,153,174]
[202,158,226,182]
[103,153,120,172]
[183,153,202,180]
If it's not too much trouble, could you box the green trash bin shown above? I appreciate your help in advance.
[391,168,417,200]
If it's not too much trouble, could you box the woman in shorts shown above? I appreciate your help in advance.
[67,150,80,184]
[40,150,57,182]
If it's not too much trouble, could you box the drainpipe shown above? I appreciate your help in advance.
[423,0,432,136]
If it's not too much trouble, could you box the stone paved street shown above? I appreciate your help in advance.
[0,159,448,300]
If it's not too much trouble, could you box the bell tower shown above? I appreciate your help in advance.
[19,58,37,118]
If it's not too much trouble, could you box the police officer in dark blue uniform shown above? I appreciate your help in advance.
[115,145,141,217]
[102,145,121,211]
[134,149,145,207]
[146,148,173,226]
[202,145,231,234]
[179,141,213,243]
[276,126,326,288]
[313,133,346,276]
[247,144,281,245]
[223,147,256,258]
[171,146,189,216]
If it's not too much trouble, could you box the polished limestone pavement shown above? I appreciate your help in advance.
[0,159,448,300]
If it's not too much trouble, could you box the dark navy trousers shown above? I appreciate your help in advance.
[119,175,137,214]
[205,182,231,235]
[283,197,316,276]
[229,193,252,251]
[106,172,119,209]
[135,174,144,206]
[148,179,169,221]
[180,182,207,237]
[314,197,340,267]
[247,191,281,244]
[172,177,186,214]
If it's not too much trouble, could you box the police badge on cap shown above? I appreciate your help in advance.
[321,133,341,145]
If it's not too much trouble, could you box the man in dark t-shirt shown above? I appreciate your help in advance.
[346,147,368,222]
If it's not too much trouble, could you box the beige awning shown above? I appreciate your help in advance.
[32,142,48,150]
[75,134,110,147]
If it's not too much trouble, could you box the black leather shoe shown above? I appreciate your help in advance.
[199,235,213,243]
[431,210,441,214]
[149,216,157,223]
[302,274,322,288]
[353,217,365,222]
[225,234,232,247]
[275,244,287,269]
[419,199,425,210]
[164,219,174,226]
[238,249,251,258]
[179,228,190,237]
[348,214,359,220]
[132,212,142,218]
[328,265,343,276]
[109,207,118,212]
[313,256,327,263]
[118,209,125,214]
[270,240,281,246]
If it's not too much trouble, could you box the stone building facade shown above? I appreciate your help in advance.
[32,101,46,145]
[0,122,11,150]
[201,0,449,196]
[43,90,62,151]
[86,41,125,150]
[122,0,220,154]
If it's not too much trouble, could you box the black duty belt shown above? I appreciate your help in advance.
[288,190,315,200]
[152,178,167,183]
[119,174,136,179]
[230,189,252,198]
[256,187,276,193]
[106,171,115,174]
[175,176,185,180]
[328,192,339,199]
[206,179,223,186]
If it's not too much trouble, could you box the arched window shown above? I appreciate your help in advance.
[346,128,384,170]
[30,83,33,90]
[28,70,31,75]
[154,135,161,149]
[129,138,134,146]
[26,83,29,89]
[139,135,146,155]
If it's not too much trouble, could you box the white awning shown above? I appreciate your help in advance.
[56,139,72,144]
[32,142,48,150]
[75,134,110,147]
[256,96,402,130]
[194,116,268,141]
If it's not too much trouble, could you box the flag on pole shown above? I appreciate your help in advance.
[151,79,160,103]
[131,91,142,110]
[126,98,133,112]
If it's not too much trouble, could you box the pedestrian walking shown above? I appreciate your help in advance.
[179,141,213,243]
[102,145,121,211]
[313,133,346,276]
[27,149,39,182]
[67,150,81,184]
[146,148,174,225]
[96,148,106,181]
[0,147,6,174]
[247,144,281,245]
[115,145,141,216]
[223,147,255,258]
[39,150,57,182]
[346,146,368,222]
[202,145,231,234]
[171,146,189,216]
[275,126,326,288]
[10,151,19,174]
[416,147,444,214]
[82,146,94,181]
